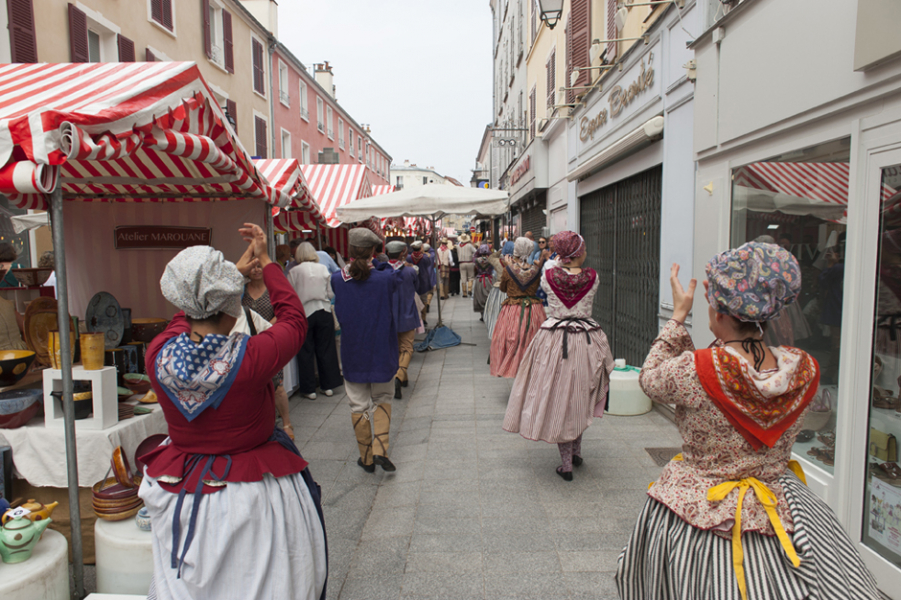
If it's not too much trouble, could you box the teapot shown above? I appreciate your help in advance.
[1,499,58,524]
[0,514,51,563]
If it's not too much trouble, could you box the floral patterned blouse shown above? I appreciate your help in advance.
[641,320,811,539]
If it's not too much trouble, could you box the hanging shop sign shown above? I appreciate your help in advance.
[114,226,212,250]
[579,51,657,144]
[510,156,532,186]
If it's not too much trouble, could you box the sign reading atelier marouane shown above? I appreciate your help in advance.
[114,226,212,250]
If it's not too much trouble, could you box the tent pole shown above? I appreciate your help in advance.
[432,216,442,328]
[265,207,275,258]
[317,226,324,251]
[49,184,85,599]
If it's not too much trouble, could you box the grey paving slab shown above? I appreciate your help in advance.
[286,294,683,600]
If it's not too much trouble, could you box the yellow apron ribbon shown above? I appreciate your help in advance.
[706,477,800,600]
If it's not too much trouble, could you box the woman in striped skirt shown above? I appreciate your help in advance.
[616,242,880,600]
[484,241,513,339]
[489,237,548,377]
[503,232,614,481]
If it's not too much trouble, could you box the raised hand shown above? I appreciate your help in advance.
[235,241,260,277]
[670,263,697,324]
[238,223,271,268]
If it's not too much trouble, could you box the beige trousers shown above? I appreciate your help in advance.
[345,380,394,414]
[396,329,416,382]
[460,263,475,295]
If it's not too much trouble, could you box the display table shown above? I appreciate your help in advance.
[95,518,153,595]
[85,595,147,599]
[0,529,69,600]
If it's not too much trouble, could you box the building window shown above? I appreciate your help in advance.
[338,119,345,149]
[327,107,334,140]
[87,30,101,62]
[301,141,311,164]
[280,129,291,158]
[316,97,324,132]
[299,80,309,121]
[357,137,362,162]
[149,0,173,32]
[69,4,119,63]
[349,131,355,158]
[422,176,428,185]
[254,115,267,158]
[251,36,265,96]
[204,2,233,72]
[278,60,290,106]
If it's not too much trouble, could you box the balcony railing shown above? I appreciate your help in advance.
[301,107,309,120]
[279,90,290,106]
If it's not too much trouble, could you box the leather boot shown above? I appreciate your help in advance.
[371,404,396,472]
[352,413,375,473]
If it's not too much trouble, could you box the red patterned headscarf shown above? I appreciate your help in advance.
[552,231,585,264]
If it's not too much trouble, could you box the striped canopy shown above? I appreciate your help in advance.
[255,158,325,232]
[0,62,288,209]
[301,164,372,227]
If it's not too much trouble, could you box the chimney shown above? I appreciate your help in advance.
[404,160,410,167]
[239,1,278,37]
[314,62,335,99]
[318,148,339,164]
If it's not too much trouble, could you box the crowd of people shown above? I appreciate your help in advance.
[135,222,884,599]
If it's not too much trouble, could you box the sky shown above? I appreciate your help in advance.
[278,0,493,185]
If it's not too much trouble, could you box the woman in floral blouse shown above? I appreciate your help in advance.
[616,242,880,600]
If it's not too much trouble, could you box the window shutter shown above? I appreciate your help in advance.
[529,88,536,139]
[546,49,556,111]
[565,21,572,104]
[145,47,156,62]
[150,0,163,24]
[8,0,38,63]
[117,34,135,62]
[162,0,173,31]
[222,10,234,73]
[570,0,590,102]
[607,0,617,63]
[531,0,537,45]
[226,99,237,133]
[255,116,267,158]
[67,3,88,63]
[252,39,265,94]
[202,0,211,59]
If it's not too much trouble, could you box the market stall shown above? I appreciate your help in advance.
[0,61,292,595]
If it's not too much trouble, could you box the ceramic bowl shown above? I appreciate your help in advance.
[94,503,143,522]
[135,507,151,531]
[11,268,53,287]
[134,433,167,473]
[0,388,42,429]
[0,350,36,386]
[123,373,151,394]
[92,497,143,514]
[92,475,143,501]
[130,318,168,343]
[91,493,140,510]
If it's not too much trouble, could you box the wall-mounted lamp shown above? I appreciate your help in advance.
[537,0,564,30]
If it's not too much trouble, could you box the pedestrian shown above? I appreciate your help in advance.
[489,237,548,378]
[324,246,345,269]
[386,240,419,399]
[284,238,303,273]
[436,237,453,300]
[449,239,461,296]
[471,244,494,321]
[240,261,294,439]
[0,243,28,351]
[140,225,327,600]
[502,232,613,481]
[333,228,399,473]
[457,233,476,297]
[287,242,344,400]
[408,240,433,326]
[484,240,514,340]
[615,242,881,600]
[275,244,292,270]
[316,249,341,274]
[424,242,438,306]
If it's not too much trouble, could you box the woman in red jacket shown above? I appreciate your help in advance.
[138,224,327,600]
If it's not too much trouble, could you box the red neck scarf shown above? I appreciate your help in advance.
[545,267,596,308]
[695,347,819,450]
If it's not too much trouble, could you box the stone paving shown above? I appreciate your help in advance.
[289,294,684,600]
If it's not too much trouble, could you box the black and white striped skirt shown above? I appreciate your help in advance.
[615,474,882,600]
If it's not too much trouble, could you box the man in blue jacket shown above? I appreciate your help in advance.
[407,240,433,327]
[386,241,420,399]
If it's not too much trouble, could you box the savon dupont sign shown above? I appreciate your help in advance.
[114,226,212,250]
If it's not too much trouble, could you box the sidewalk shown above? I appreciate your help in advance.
[289,294,684,600]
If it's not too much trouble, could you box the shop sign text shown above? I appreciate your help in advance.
[510,156,531,186]
[580,52,656,143]
[114,226,212,250]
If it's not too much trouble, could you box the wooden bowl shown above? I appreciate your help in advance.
[92,475,143,501]
[0,388,42,429]
[11,268,53,287]
[123,373,151,394]
[92,493,141,510]
[94,503,143,521]
[0,350,36,386]
[130,318,168,343]
[111,446,135,489]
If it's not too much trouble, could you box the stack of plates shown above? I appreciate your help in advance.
[92,476,143,521]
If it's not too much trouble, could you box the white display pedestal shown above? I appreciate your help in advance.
[607,367,653,416]
[95,518,153,595]
[0,529,69,600]
[43,366,118,430]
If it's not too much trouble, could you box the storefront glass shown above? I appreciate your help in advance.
[731,138,850,474]
[863,163,901,568]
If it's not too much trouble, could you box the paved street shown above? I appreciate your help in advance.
[289,294,684,600]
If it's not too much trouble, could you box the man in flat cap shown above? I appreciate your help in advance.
[407,240,433,326]
[333,228,398,472]
[386,240,419,399]
[457,233,476,298]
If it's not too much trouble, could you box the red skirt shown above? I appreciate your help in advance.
[489,302,547,378]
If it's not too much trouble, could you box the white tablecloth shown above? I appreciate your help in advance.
[0,403,167,488]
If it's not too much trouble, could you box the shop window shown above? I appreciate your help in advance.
[731,138,851,474]
[863,163,901,568]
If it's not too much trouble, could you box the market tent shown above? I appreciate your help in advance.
[336,183,509,222]
[255,158,324,231]
[373,184,428,236]
[0,61,289,595]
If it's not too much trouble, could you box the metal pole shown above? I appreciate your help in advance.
[317,226,324,251]
[265,207,275,258]
[432,216,442,328]
[49,184,85,599]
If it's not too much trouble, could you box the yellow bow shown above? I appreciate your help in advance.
[707,477,800,600]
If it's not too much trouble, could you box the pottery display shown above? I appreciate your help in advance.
[10,268,53,287]
[134,433,167,473]
[118,404,135,420]
[135,507,151,531]
[123,373,151,394]
[130,318,168,343]
[118,343,141,374]
[2,499,58,524]
[86,292,125,349]
[0,388,43,429]
[80,332,106,370]
[23,297,60,366]
[0,514,51,563]
[50,388,93,420]
[126,341,147,374]
[111,446,136,488]
[121,308,133,344]
[0,350,35,386]
[47,328,76,369]
[138,390,158,404]
[92,474,143,521]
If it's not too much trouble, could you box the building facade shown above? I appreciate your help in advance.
[691,0,901,593]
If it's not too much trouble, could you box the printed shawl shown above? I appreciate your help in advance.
[545,267,596,309]
[505,260,542,292]
[695,346,819,450]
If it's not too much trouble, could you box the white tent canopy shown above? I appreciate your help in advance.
[336,184,509,221]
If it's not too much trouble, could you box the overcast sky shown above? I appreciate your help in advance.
[278,0,493,184]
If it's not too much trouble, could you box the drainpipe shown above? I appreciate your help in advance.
[266,35,277,257]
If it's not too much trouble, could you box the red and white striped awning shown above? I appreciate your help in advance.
[0,62,289,210]
[301,164,372,227]
[371,184,395,196]
[254,158,326,232]
[372,185,429,234]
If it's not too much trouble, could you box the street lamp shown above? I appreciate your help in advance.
[538,0,564,30]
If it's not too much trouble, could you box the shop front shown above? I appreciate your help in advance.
[503,143,549,242]
[691,0,901,592]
